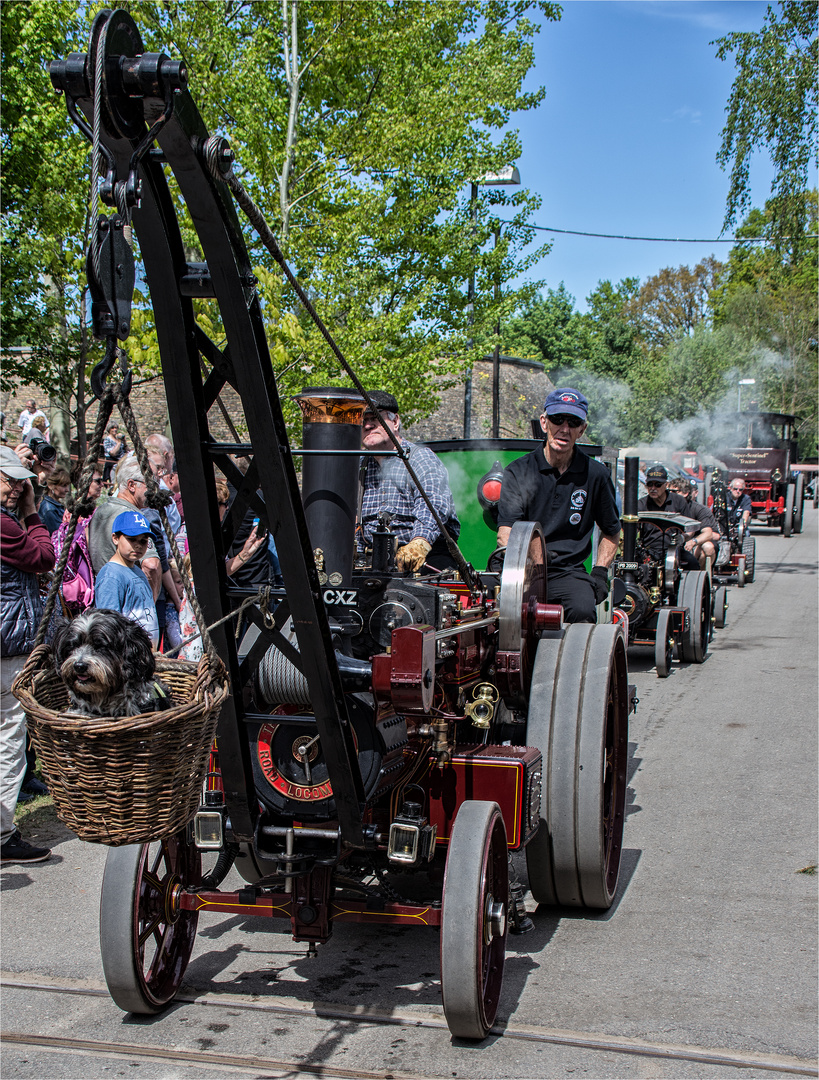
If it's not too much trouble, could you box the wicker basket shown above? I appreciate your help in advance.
[12,643,230,846]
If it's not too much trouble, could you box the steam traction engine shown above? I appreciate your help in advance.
[610,457,714,678]
[717,412,806,537]
[52,11,631,1040]
[710,470,755,588]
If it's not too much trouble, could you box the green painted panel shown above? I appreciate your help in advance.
[428,439,605,572]
[430,441,537,569]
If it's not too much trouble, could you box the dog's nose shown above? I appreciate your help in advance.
[73,661,88,675]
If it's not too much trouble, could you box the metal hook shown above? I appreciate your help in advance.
[90,340,133,401]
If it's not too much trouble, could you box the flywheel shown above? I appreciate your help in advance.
[497,521,547,708]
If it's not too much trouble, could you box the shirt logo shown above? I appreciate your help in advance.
[570,489,587,509]
[569,512,582,525]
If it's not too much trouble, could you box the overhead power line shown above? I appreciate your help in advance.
[501,221,818,243]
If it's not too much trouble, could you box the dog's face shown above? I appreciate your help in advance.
[52,610,156,715]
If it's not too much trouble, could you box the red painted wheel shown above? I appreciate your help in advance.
[441,801,508,1039]
[100,832,201,1013]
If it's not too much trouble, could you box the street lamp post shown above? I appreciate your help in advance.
[738,378,756,412]
[463,165,521,438]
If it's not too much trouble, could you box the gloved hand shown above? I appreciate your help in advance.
[590,565,610,605]
[396,537,432,573]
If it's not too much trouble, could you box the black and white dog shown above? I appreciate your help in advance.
[52,610,172,717]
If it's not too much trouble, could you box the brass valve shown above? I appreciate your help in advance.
[431,717,451,767]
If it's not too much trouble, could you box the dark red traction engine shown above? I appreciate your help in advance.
[51,10,633,1040]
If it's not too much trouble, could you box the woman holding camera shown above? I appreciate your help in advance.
[36,467,71,535]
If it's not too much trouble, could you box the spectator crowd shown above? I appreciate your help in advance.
[1,404,279,865]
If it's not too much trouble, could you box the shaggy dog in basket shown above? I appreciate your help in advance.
[52,610,172,717]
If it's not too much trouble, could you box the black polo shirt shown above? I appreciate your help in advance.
[637,491,700,557]
[497,447,620,570]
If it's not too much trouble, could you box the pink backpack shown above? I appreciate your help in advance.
[52,515,95,614]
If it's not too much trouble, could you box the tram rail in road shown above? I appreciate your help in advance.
[2,974,818,1076]
[2,513,817,1079]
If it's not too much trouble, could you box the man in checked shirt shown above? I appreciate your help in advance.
[358,392,460,574]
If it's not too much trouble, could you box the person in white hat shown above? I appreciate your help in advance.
[0,446,55,864]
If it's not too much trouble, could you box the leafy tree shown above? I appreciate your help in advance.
[1,0,100,455]
[625,257,724,351]
[120,0,557,428]
[503,283,585,367]
[714,1,818,257]
[714,193,818,456]
[578,277,643,382]
[3,0,559,443]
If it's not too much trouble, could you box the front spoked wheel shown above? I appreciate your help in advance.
[654,609,673,678]
[441,801,508,1040]
[100,832,201,1014]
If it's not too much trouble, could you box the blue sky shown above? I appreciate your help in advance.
[508,0,800,312]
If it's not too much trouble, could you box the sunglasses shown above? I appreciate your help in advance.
[547,413,584,429]
[1,474,26,488]
[645,481,666,488]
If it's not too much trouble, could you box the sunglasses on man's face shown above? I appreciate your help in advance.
[547,413,584,429]
[645,481,666,488]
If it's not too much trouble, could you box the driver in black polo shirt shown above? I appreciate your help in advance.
[495,389,621,623]
[638,465,702,569]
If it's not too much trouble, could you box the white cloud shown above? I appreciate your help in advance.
[615,0,765,35]
[663,105,704,124]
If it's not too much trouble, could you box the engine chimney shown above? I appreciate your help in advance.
[621,454,640,582]
[294,387,366,586]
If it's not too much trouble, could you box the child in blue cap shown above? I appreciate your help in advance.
[94,510,160,646]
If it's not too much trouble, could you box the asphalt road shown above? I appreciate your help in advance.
[2,511,817,1079]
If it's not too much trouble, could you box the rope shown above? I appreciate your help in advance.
[34,390,116,648]
[112,380,217,661]
[202,139,481,595]
[34,373,220,664]
[162,589,266,658]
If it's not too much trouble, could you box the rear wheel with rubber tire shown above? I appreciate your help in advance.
[741,536,755,583]
[678,570,710,663]
[794,474,805,534]
[524,623,629,910]
[783,483,795,537]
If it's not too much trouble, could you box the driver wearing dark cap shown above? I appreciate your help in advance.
[359,391,460,574]
[495,388,621,623]
[639,465,707,569]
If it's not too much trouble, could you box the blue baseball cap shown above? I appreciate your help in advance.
[543,388,588,421]
[112,510,151,537]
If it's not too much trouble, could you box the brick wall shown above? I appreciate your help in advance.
[2,357,552,460]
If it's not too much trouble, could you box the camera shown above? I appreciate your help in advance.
[27,435,57,465]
